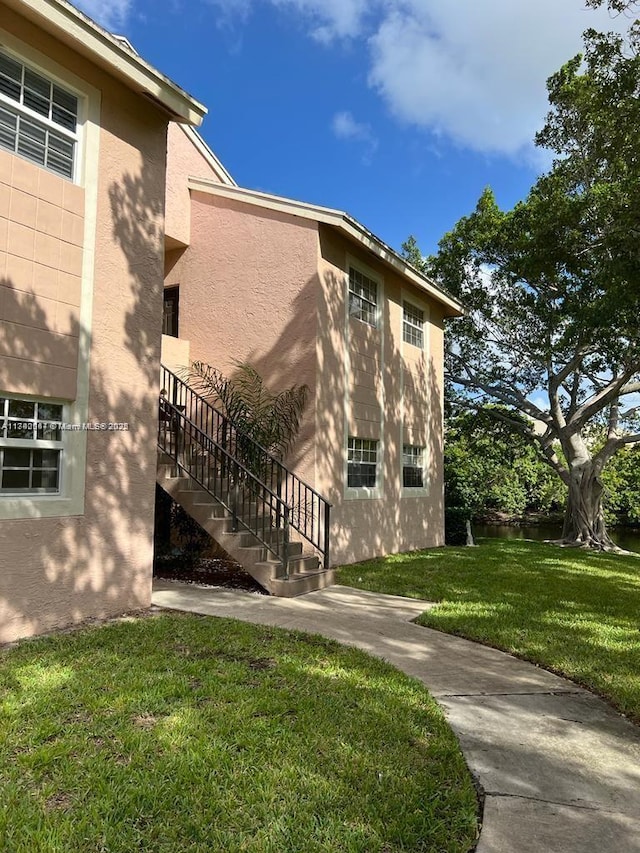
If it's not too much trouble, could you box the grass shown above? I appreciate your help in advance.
[336,539,640,724]
[0,613,478,853]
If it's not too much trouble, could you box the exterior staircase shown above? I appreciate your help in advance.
[156,366,334,596]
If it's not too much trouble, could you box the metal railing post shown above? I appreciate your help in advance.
[323,502,331,570]
[276,466,283,529]
[231,474,239,533]
[282,507,290,580]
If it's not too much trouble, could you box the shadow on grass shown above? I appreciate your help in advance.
[0,613,478,853]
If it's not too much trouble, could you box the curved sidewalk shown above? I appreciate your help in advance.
[152,581,640,853]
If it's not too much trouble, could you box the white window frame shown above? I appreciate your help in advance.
[402,443,426,489]
[345,435,383,500]
[0,31,100,520]
[348,265,379,328]
[403,301,425,349]
[0,396,65,496]
[0,45,83,182]
[401,443,429,497]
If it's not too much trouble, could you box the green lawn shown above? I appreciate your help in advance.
[337,539,640,723]
[0,613,478,853]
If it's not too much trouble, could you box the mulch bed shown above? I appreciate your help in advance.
[154,556,268,594]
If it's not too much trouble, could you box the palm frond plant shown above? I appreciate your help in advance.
[188,360,309,479]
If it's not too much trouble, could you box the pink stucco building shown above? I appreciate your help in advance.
[160,129,462,574]
[0,0,205,642]
[1,0,461,641]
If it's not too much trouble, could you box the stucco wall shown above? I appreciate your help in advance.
[168,190,446,567]
[0,10,167,643]
[161,333,190,371]
[316,225,445,566]
[164,124,228,248]
[166,192,320,485]
[0,148,83,399]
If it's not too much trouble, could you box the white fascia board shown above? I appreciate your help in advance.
[6,0,207,125]
[187,178,464,317]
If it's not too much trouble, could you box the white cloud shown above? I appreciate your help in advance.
[75,0,633,159]
[332,110,372,141]
[74,0,133,31]
[204,0,253,29]
[264,0,631,158]
[331,110,378,163]
[367,0,631,158]
[270,0,371,42]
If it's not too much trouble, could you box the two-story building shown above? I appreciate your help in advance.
[161,129,462,568]
[2,0,462,640]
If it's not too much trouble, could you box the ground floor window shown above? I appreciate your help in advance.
[0,397,63,493]
[403,444,425,488]
[347,437,378,488]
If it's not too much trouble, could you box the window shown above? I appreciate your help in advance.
[403,444,425,489]
[403,302,424,349]
[163,287,179,338]
[349,267,378,327]
[0,398,63,493]
[0,50,78,179]
[347,437,378,488]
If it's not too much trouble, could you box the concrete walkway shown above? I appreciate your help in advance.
[152,580,640,853]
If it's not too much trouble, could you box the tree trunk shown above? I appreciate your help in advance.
[560,461,617,550]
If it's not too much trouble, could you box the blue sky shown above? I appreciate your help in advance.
[78,0,629,256]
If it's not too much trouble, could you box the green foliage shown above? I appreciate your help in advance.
[170,500,210,566]
[602,445,640,524]
[445,407,566,517]
[417,24,640,546]
[154,485,210,568]
[585,0,639,44]
[189,361,309,461]
[400,235,427,272]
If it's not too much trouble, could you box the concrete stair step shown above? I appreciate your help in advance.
[254,566,335,597]
[157,455,333,598]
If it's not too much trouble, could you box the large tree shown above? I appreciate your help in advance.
[416,24,640,550]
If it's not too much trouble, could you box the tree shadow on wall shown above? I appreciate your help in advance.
[220,259,444,567]
[0,155,165,643]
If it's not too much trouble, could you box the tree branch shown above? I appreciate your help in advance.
[448,365,552,424]
[569,369,636,428]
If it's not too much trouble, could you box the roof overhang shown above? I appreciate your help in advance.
[187,179,464,317]
[3,0,207,125]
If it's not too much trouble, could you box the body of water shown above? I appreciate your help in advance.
[473,524,640,554]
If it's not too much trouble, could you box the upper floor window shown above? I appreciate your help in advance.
[163,287,180,338]
[349,267,378,327]
[402,444,425,489]
[0,397,63,494]
[403,301,424,349]
[0,50,78,180]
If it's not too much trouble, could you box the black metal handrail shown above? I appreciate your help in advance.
[158,398,293,574]
[159,365,332,569]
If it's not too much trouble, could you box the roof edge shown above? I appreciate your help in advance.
[187,179,463,316]
[181,126,237,186]
[7,0,207,125]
